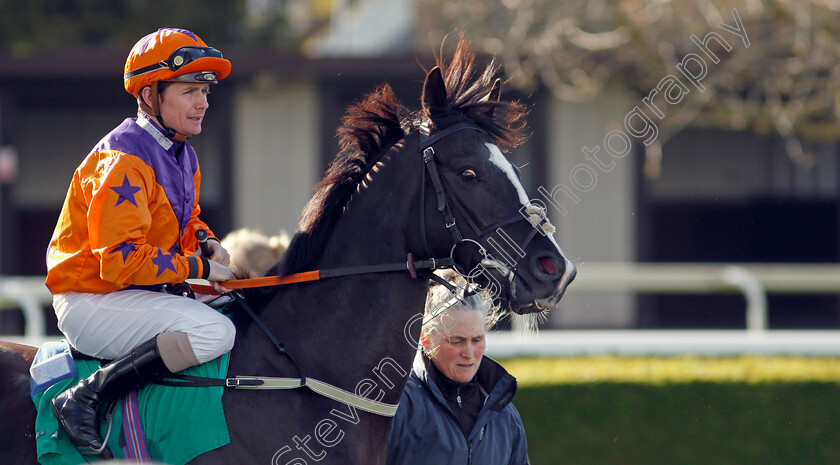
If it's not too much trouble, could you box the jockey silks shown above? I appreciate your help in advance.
[46,113,214,294]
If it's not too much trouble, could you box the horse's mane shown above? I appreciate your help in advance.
[263,84,409,280]
[264,34,529,281]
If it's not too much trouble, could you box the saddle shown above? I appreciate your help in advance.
[30,340,230,465]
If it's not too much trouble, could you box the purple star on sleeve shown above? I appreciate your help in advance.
[111,175,141,207]
[152,248,177,277]
[109,241,136,263]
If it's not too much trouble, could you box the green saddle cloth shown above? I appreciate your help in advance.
[32,353,231,465]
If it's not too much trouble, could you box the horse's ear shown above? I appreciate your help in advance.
[479,78,502,117]
[422,66,447,119]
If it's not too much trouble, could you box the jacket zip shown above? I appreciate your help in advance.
[467,426,485,464]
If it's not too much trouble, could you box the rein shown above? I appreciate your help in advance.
[158,292,401,417]
[173,122,552,417]
[189,255,455,295]
[172,254,455,417]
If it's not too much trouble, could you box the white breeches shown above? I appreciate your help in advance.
[53,290,236,364]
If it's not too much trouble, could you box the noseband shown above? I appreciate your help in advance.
[173,123,559,418]
[418,122,555,284]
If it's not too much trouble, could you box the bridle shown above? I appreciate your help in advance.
[194,121,555,295]
[172,120,559,418]
[417,121,556,285]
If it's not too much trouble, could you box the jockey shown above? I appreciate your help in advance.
[45,28,237,459]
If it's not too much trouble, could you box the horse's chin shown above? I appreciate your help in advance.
[505,274,564,315]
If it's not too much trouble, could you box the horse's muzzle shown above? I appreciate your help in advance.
[509,256,576,314]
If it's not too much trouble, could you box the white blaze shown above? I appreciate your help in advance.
[486,143,530,207]
[485,142,565,255]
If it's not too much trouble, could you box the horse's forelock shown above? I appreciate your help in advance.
[433,33,529,149]
[269,34,527,281]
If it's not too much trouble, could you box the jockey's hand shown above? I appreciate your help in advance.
[206,260,236,293]
[204,239,231,266]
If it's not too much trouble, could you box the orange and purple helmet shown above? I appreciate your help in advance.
[123,28,231,98]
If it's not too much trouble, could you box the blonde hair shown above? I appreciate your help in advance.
[420,271,500,358]
[220,228,290,277]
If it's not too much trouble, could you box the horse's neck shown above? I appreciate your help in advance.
[319,147,421,269]
[231,142,427,403]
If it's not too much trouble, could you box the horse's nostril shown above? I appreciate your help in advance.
[538,257,557,275]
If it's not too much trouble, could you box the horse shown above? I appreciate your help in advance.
[0,35,576,464]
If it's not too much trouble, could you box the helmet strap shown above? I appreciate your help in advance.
[139,82,160,116]
[138,82,188,142]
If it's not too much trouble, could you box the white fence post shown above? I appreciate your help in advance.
[720,266,767,333]
[0,277,47,339]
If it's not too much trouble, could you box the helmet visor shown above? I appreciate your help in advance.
[166,46,224,71]
[125,46,225,80]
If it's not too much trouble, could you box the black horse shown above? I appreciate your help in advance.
[0,36,575,464]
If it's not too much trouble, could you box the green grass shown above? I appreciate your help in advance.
[499,357,840,465]
[502,356,840,385]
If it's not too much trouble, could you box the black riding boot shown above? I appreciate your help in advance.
[51,336,172,459]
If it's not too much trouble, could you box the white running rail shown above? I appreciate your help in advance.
[0,276,49,341]
[567,262,840,333]
[3,264,840,354]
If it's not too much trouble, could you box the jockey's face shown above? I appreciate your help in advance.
[158,82,210,136]
[429,310,486,383]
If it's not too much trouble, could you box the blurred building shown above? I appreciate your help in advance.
[0,0,837,331]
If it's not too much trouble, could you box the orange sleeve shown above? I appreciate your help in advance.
[90,155,191,286]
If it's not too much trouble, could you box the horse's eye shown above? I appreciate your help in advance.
[460,169,478,182]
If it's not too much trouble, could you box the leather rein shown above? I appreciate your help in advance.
[175,123,553,417]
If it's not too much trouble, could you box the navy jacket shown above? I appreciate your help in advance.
[387,352,530,465]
